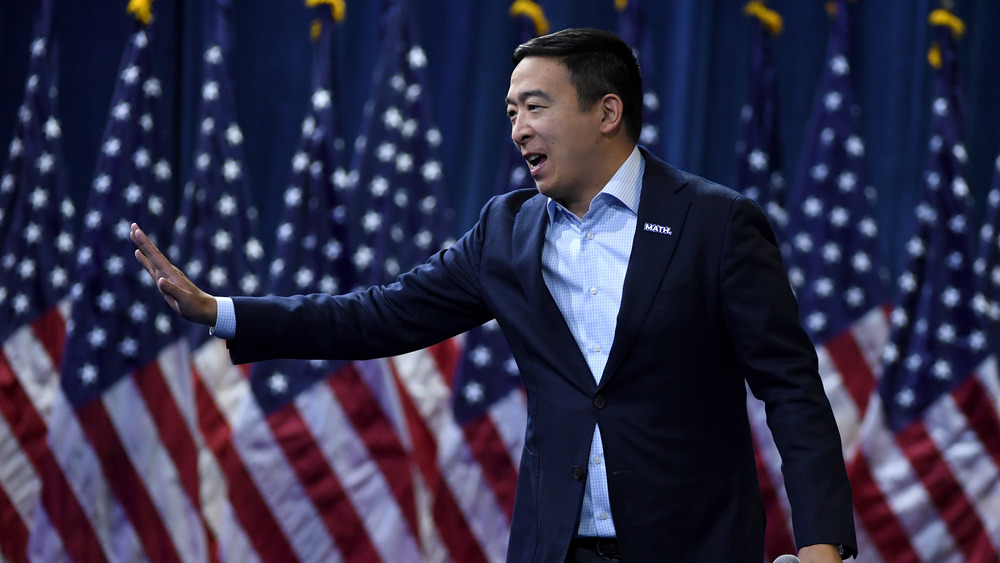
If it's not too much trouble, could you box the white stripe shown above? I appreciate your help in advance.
[23,504,71,563]
[0,410,38,528]
[857,395,962,562]
[102,372,207,562]
[977,356,1000,412]
[393,349,510,563]
[158,341,259,563]
[27,390,144,562]
[194,340,339,562]
[487,388,526,467]
[295,380,420,561]
[355,358,412,449]
[2,322,61,424]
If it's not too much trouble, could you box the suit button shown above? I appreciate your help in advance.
[592,395,606,409]
[571,466,585,480]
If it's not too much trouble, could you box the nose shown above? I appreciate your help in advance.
[510,115,531,146]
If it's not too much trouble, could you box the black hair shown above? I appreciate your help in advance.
[513,27,643,144]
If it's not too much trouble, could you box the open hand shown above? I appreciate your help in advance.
[130,223,218,326]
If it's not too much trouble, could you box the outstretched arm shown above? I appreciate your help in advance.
[130,222,217,326]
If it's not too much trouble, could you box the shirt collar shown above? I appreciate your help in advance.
[546,146,644,223]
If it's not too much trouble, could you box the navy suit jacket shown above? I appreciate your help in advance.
[227,150,857,561]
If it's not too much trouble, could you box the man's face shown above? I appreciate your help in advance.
[506,57,605,204]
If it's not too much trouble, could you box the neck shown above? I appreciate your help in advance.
[561,143,637,218]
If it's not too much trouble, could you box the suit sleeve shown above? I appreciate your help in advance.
[719,196,858,557]
[225,198,500,364]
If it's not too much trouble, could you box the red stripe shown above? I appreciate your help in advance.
[953,374,1000,470]
[461,413,518,519]
[76,398,182,563]
[0,353,106,562]
[896,420,997,561]
[30,306,67,370]
[0,471,29,563]
[327,363,420,540]
[427,339,459,388]
[390,359,488,563]
[267,401,381,561]
[823,326,876,416]
[752,436,796,559]
[432,339,518,521]
[847,451,921,562]
[192,367,298,562]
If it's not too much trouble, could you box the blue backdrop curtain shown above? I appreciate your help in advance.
[2,0,999,280]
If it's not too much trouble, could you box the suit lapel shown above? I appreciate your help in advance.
[600,152,693,387]
[512,195,595,390]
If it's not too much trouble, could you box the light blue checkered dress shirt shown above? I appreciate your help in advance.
[542,146,644,537]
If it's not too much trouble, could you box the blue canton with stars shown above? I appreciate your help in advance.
[734,7,787,243]
[0,0,75,344]
[878,21,987,432]
[248,7,352,413]
[783,0,886,346]
[169,0,264,350]
[346,0,454,291]
[59,20,177,407]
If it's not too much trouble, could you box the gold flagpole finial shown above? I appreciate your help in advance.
[743,1,783,35]
[509,1,550,37]
[127,0,154,24]
[615,0,628,12]
[306,0,345,41]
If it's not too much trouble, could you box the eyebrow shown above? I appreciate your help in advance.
[505,89,552,106]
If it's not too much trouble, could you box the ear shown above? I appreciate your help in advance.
[597,93,625,136]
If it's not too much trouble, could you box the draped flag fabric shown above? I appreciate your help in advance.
[615,0,661,154]
[747,1,891,559]
[975,148,1000,358]
[24,8,204,561]
[0,1,76,560]
[849,11,1000,561]
[734,1,787,239]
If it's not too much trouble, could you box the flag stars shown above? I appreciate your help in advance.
[933,97,949,116]
[748,149,768,171]
[325,240,342,260]
[79,365,98,386]
[830,207,849,227]
[837,171,857,192]
[896,387,915,407]
[213,229,233,252]
[936,323,956,344]
[156,314,172,335]
[852,251,872,273]
[830,55,849,75]
[208,266,228,288]
[245,239,264,261]
[941,287,961,308]
[241,274,260,294]
[794,233,814,253]
[106,256,125,276]
[952,177,969,198]
[803,197,823,218]
[122,65,141,85]
[407,46,428,69]
[223,159,242,182]
[154,160,172,181]
[44,117,61,139]
[113,101,131,121]
[24,223,42,244]
[858,217,878,238]
[295,267,314,289]
[462,380,486,404]
[30,37,46,57]
[377,142,397,162]
[226,124,243,146]
[293,152,310,171]
[268,373,289,395]
[384,107,403,129]
[205,46,223,64]
[119,337,139,357]
[931,360,952,380]
[202,81,220,101]
[12,294,29,314]
[88,326,107,349]
[129,302,148,322]
[805,311,827,333]
[312,89,331,110]
[133,148,151,169]
[353,246,374,270]
[30,187,49,210]
[9,138,23,158]
[810,163,828,182]
[18,259,36,280]
[405,84,422,102]
[824,91,843,111]
[471,345,493,367]
[906,237,925,257]
[898,271,917,293]
[362,210,382,233]
[217,194,237,216]
[822,243,841,263]
[844,287,865,308]
[103,137,122,157]
[124,183,143,205]
[421,161,442,183]
[370,176,390,197]
[143,77,162,98]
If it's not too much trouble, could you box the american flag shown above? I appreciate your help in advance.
[848,11,1000,561]
[0,1,76,560]
[615,0,662,154]
[24,6,210,560]
[734,0,787,240]
[975,147,1000,358]
[752,1,893,559]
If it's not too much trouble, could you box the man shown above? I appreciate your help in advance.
[133,28,855,562]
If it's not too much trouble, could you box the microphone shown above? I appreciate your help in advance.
[773,556,800,563]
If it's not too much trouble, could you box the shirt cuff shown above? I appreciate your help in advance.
[208,296,236,339]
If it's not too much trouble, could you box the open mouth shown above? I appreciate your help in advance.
[525,153,546,170]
